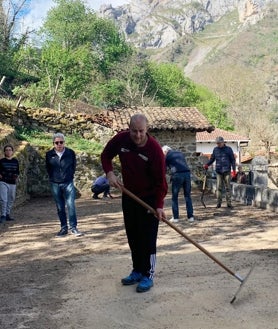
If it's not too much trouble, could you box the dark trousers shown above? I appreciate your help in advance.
[91,184,110,196]
[122,194,159,279]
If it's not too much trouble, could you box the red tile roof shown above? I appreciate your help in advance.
[104,107,214,132]
[196,128,249,142]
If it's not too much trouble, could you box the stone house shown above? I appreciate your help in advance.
[104,107,214,170]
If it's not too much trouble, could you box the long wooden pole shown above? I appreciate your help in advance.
[121,185,240,281]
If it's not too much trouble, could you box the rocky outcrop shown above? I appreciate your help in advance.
[100,0,275,48]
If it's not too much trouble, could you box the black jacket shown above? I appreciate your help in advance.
[46,147,76,183]
[207,145,235,174]
[0,157,19,184]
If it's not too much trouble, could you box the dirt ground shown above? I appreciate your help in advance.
[0,189,277,329]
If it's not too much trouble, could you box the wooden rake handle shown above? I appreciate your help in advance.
[120,185,238,281]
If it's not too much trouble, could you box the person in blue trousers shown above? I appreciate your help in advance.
[162,145,194,223]
[46,133,83,237]
[91,174,112,199]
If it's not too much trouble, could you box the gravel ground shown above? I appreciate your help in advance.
[0,189,277,329]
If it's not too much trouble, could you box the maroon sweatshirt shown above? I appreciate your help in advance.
[101,131,168,209]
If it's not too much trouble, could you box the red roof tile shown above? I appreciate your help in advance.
[104,107,214,132]
[196,128,249,142]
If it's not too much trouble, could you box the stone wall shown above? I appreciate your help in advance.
[268,163,278,187]
[0,106,114,144]
[152,130,203,184]
[22,143,104,199]
[152,130,197,168]
[0,131,104,206]
[206,179,278,213]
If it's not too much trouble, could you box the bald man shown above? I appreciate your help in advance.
[101,114,168,293]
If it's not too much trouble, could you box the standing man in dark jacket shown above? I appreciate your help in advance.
[162,146,194,223]
[46,133,83,237]
[204,136,236,208]
[101,114,167,293]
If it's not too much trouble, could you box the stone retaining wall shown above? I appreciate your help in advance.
[1,137,104,207]
[21,144,104,199]
[206,178,278,213]
[0,106,114,144]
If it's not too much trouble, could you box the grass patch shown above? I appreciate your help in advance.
[15,127,103,155]
[0,98,16,109]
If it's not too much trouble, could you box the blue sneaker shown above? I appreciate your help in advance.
[121,271,143,285]
[136,276,153,293]
[71,228,83,237]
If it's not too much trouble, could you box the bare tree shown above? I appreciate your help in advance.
[110,54,159,107]
[0,0,29,52]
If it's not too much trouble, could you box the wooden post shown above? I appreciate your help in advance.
[16,96,22,109]
[0,76,6,88]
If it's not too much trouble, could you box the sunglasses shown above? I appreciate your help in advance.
[54,141,64,145]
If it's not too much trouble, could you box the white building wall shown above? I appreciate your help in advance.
[196,142,241,164]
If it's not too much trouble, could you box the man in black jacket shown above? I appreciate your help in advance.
[204,136,236,208]
[46,133,83,237]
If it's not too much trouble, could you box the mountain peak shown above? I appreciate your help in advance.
[100,0,274,49]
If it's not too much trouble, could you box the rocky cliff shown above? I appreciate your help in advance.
[100,0,274,49]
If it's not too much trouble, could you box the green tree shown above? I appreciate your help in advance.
[90,54,153,108]
[42,0,131,75]
[90,17,132,76]
[195,85,233,130]
[14,0,131,108]
[145,62,200,107]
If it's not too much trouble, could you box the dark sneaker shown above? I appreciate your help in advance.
[103,194,113,199]
[0,215,6,223]
[121,271,143,285]
[56,228,68,237]
[6,214,15,221]
[227,204,233,209]
[93,194,100,199]
[136,276,153,293]
[71,228,83,237]
[216,203,221,208]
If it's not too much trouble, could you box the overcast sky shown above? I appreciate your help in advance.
[21,0,129,31]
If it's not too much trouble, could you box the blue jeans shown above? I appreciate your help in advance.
[50,181,77,230]
[91,184,110,197]
[171,172,193,219]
